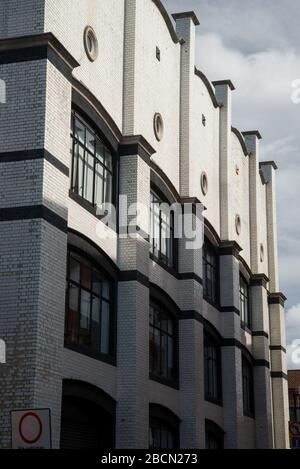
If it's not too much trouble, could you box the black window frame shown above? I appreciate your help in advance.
[205,420,224,449]
[240,274,251,329]
[149,299,179,388]
[204,331,223,405]
[242,356,255,417]
[70,110,115,211]
[203,239,219,307]
[65,248,115,365]
[150,187,176,270]
[149,404,180,450]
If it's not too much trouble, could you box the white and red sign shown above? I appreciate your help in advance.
[11,409,52,449]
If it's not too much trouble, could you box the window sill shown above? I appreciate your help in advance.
[69,190,116,230]
[241,323,252,334]
[149,373,179,390]
[64,340,116,366]
[150,253,178,278]
[205,396,223,407]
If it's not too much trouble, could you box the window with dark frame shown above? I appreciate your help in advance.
[150,190,175,268]
[203,240,218,306]
[204,332,222,404]
[149,301,177,383]
[70,111,113,208]
[149,417,177,449]
[242,356,255,416]
[240,274,251,328]
[65,250,113,357]
[205,422,224,449]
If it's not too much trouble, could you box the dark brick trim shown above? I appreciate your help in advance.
[0,205,67,232]
[222,338,241,348]
[242,130,262,140]
[219,240,242,258]
[179,310,203,324]
[259,161,278,171]
[268,292,287,307]
[64,341,116,367]
[212,79,235,91]
[254,359,270,368]
[119,135,156,165]
[219,306,240,316]
[0,33,79,79]
[178,272,203,285]
[271,371,288,380]
[172,11,200,26]
[194,67,219,109]
[231,127,249,156]
[150,161,181,203]
[270,345,287,353]
[0,148,69,176]
[251,273,269,289]
[119,270,150,288]
[252,331,269,339]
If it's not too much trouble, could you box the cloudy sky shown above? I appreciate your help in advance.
[163,0,300,368]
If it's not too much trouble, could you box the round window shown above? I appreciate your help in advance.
[84,26,98,62]
[153,113,164,141]
[201,171,208,196]
[260,243,264,262]
[235,214,241,236]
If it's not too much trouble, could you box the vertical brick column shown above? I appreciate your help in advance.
[115,136,154,448]
[0,36,77,448]
[212,80,235,240]
[219,242,243,448]
[177,198,204,448]
[269,294,289,448]
[251,275,274,448]
[172,12,200,197]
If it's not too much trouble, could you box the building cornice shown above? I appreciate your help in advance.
[194,67,219,109]
[231,127,249,156]
[172,11,200,26]
[152,0,181,44]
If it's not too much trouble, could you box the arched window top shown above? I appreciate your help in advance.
[149,404,180,449]
[62,379,116,416]
[205,419,224,449]
[150,284,180,319]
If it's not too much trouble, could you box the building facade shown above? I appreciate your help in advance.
[288,370,300,448]
[0,0,289,449]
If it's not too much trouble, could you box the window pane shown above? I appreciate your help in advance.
[81,264,91,290]
[79,290,91,346]
[68,283,79,311]
[101,301,110,355]
[83,152,94,204]
[91,295,100,351]
[86,129,95,154]
[69,256,80,283]
[104,168,112,204]
[74,117,85,144]
[92,272,102,296]
[94,161,104,206]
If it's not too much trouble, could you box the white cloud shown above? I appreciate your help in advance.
[286,304,300,369]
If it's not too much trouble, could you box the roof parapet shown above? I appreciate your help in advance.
[242,130,262,140]
[259,161,278,170]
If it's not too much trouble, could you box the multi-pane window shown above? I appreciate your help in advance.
[65,250,113,357]
[240,275,251,328]
[150,190,174,268]
[242,357,255,416]
[70,112,113,207]
[203,241,218,305]
[149,301,177,382]
[149,418,177,449]
[205,422,224,449]
[204,333,222,403]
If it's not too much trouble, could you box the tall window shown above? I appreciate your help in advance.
[65,250,113,357]
[240,275,251,328]
[204,332,222,404]
[203,240,218,305]
[149,417,177,449]
[242,356,255,416]
[70,111,113,207]
[149,301,177,383]
[150,190,174,268]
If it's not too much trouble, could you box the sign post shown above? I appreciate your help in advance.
[11,408,52,449]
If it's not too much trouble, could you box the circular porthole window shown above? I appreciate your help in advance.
[260,243,264,262]
[153,113,164,141]
[201,171,208,196]
[84,26,98,62]
[235,214,241,236]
